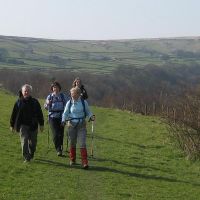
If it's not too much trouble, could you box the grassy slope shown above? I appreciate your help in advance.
[0,89,200,200]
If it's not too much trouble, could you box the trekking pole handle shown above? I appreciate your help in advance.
[92,121,94,133]
[89,114,95,122]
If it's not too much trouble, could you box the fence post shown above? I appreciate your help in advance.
[153,102,156,115]
[145,104,147,115]
[122,99,126,110]
[198,110,200,128]
[167,107,169,118]
[173,108,176,124]
[161,104,164,113]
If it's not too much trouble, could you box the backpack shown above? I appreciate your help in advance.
[68,98,86,118]
[48,92,65,111]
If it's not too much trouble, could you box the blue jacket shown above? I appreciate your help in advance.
[62,98,92,123]
[45,93,69,119]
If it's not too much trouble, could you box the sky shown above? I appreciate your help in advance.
[0,0,200,40]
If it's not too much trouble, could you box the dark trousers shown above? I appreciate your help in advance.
[49,117,64,152]
[20,125,38,160]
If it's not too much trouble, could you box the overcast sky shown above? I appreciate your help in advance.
[0,0,199,40]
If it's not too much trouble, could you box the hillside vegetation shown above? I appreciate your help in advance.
[0,90,200,200]
[1,35,200,74]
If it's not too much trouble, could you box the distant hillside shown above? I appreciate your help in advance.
[0,35,200,74]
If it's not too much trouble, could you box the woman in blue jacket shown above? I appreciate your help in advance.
[44,81,69,156]
[62,87,95,169]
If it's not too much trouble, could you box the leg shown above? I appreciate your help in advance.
[49,118,62,154]
[68,124,77,164]
[77,122,88,169]
[29,129,38,159]
[58,118,64,151]
[20,125,31,161]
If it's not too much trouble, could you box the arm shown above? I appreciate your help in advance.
[84,100,93,119]
[44,94,52,110]
[62,100,70,123]
[35,100,44,131]
[81,87,88,100]
[10,101,19,128]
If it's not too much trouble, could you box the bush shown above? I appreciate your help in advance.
[165,94,200,160]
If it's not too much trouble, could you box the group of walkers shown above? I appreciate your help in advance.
[10,77,95,169]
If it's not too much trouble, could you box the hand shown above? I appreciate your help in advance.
[46,99,52,105]
[40,126,44,132]
[61,121,66,127]
[10,127,15,133]
[89,115,95,121]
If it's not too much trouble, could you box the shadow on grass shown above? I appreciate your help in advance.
[92,135,164,149]
[89,165,200,186]
[34,158,69,168]
[93,157,169,173]
[34,158,83,169]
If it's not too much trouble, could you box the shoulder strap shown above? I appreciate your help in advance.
[60,93,65,102]
[17,99,21,107]
[81,98,86,118]
[68,98,86,118]
[68,99,72,114]
[60,93,65,107]
[48,94,53,110]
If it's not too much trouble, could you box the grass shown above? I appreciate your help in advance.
[0,89,200,200]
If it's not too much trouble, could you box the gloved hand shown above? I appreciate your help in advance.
[89,115,95,122]
[10,127,15,133]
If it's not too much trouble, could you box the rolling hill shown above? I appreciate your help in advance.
[0,35,200,74]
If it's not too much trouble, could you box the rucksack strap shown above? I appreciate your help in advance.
[48,93,65,112]
[68,98,86,118]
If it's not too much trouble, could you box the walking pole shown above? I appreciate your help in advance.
[47,121,49,149]
[46,115,49,153]
[90,121,94,157]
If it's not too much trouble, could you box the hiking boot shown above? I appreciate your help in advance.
[80,148,88,168]
[57,151,62,156]
[69,147,76,162]
[23,159,30,163]
[82,164,89,170]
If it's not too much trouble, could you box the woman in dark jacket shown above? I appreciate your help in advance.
[72,77,88,100]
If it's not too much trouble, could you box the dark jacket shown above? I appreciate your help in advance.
[80,85,88,100]
[10,96,44,132]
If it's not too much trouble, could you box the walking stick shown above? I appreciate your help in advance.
[47,116,50,150]
[90,121,94,157]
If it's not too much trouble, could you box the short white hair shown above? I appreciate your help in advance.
[21,84,32,92]
[70,86,81,95]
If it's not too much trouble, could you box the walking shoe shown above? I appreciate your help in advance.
[69,160,76,166]
[30,153,34,160]
[82,164,89,170]
[57,151,62,156]
[23,159,30,163]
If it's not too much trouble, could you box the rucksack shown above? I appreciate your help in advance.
[48,92,65,111]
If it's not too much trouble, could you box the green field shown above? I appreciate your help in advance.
[1,35,200,74]
[0,89,200,200]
